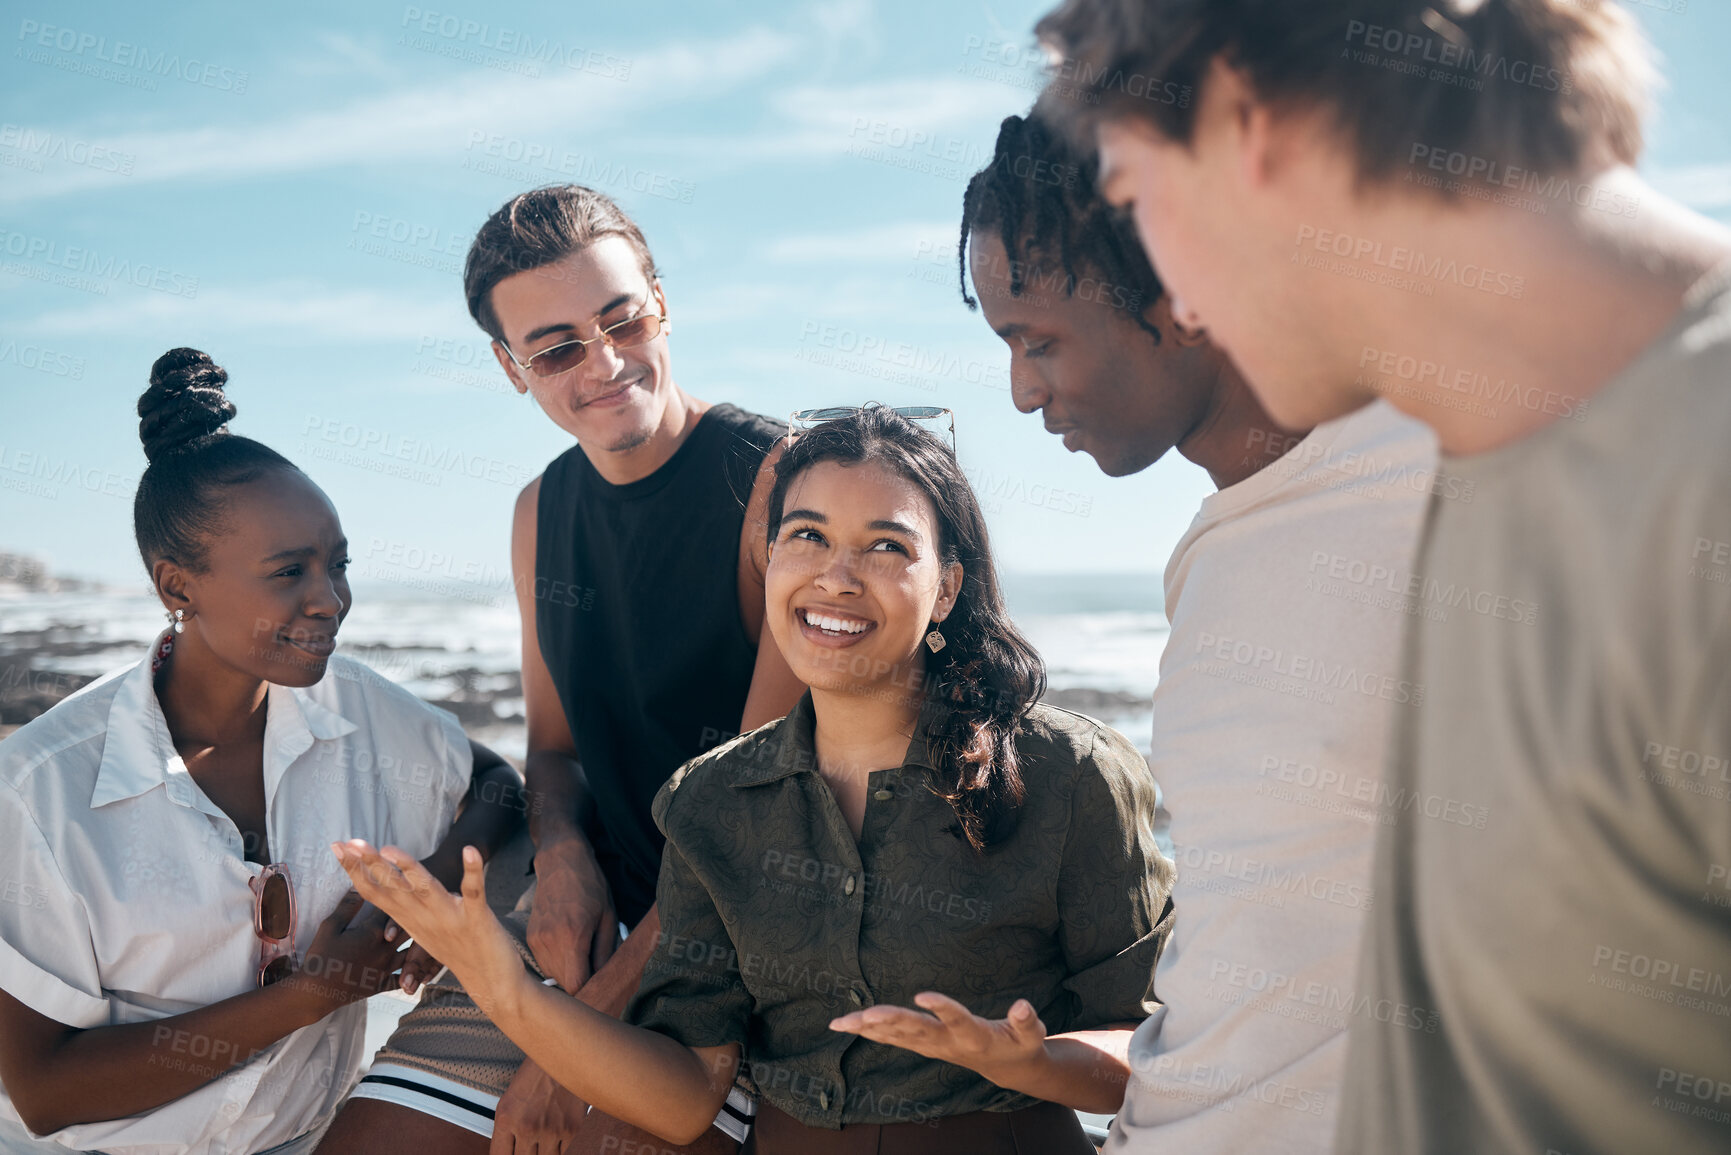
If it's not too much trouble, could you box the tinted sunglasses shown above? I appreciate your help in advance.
[503,312,667,378]
[786,406,956,452]
[249,863,298,988]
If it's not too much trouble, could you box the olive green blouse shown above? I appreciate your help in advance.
[624,691,1173,1128]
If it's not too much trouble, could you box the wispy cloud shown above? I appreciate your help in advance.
[1650,162,1731,211]
[636,76,1017,163]
[764,219,956,262]
[22,282,467,341]
[0,28,800,203]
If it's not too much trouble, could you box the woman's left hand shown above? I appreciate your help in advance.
[332,841,527,1017]
[830,992,1049,1086]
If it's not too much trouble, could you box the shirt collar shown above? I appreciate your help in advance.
[729,687,948,788]
[90,634,358,810]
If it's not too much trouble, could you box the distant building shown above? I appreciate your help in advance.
[0,552,93,592]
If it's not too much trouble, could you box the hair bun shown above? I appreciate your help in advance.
[138,348,236,463]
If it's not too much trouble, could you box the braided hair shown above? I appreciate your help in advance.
[767,406,1047,852]
[133,348,296,572]
[959,113,1164,341]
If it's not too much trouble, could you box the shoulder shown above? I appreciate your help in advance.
[1645,284,1731,471]
[536,445,591,500]
[1015,701,1127,765]
[511,471,546,567]
[652,715,793,832]
[512,472,544,525]
[706,404,786,449]
[1283,399,1436,487]
[1016,702,1153,809]
[0,663,130,797]
[313,655,463,742]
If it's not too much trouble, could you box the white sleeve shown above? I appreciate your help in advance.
[433,703,475,831]
[0,786,110,1029]
[377,701,474,860]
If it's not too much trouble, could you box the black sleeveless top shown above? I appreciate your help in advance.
[535,404,783,926]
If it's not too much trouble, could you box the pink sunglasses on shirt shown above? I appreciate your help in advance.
[248,864,298,988]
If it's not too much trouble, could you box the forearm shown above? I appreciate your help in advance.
[423,762,525,888]
[523,749,592,848]
[12,982,331,1134]
[509,903,662,1100]
[571,903,659,1013]
[985,1027,1135,1115]
[489,968,730,1144]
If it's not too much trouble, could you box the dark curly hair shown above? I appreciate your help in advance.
[959,112,1164,342]
[767,406,1047,852]
[133,348,297,572]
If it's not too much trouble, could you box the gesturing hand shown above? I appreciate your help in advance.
[829,992,1050,1087]
[332,841,527,1019]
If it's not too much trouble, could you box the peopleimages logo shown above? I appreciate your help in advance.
[1343,19,1570,95]
[1294,225,1525,299]
[0,124,135,173]
[16,19,250,92]
[0,230,200,298]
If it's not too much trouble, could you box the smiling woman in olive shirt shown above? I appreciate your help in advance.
[335,405,1173,1154]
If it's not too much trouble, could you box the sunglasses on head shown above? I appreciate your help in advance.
[785,406,956,452]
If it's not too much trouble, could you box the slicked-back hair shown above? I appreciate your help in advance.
[1035,0,1653,191]
[463,184,660,343]
[134,348,298,573]
[767,406,1048,852]
[960,113,1164,342]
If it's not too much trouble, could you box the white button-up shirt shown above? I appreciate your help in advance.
[0,641,471,1154]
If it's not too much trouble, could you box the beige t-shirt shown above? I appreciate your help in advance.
[1112,400,1435,1154]
[1338,265,1731,1155]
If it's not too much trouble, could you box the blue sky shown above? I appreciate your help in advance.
[3,0,1728,590]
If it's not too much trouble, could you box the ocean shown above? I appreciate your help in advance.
[0,574,1168,754]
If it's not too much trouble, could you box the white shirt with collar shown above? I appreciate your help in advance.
[0,640,472,1155]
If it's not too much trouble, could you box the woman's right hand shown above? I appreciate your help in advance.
[289,890,403,1013]
[333,842,530,1020]
[527,833,620,994]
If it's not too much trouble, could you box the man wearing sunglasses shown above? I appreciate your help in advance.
[958,113,1438,1152]
[317,186,804,1155]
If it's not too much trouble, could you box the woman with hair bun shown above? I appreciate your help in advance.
[0,349,524,1155]
[334,405,1174,1154]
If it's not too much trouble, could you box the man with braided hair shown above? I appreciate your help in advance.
[959,112,1438,1152]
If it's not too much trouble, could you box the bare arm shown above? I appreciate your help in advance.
[736,440,805,733]
[338,843,737,1146]
[499,974,738,1145]
[514,477,594,853]
[831,994,1136,1114]
[510,476,618,992]
[0,893,398,1136]
[419,745,523,890]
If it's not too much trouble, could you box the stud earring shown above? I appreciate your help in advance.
[924,625,946,653]
[171,608,185,634]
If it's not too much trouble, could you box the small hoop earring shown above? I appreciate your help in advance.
[924,626,946,653]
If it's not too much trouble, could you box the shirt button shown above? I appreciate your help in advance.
[850,988,863,1005]
[843,875,856,895]
[872,788,894,802]
[819,1090,830,1111]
